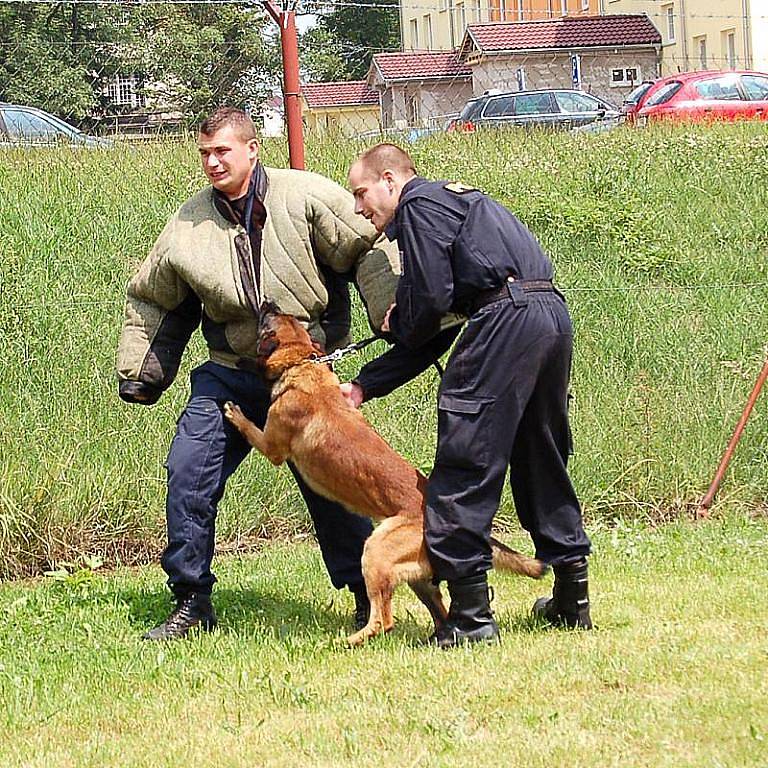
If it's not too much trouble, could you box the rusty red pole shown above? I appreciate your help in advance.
[263,1,305,170]
[697,354,768,517]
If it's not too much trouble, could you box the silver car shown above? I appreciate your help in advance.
[447,89,620,133]
[0,103,111,148]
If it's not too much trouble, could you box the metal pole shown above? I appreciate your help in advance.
[263,1,305,170]
[697,354,768,517]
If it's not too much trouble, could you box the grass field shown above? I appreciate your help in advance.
[1,516,767,767]
[1,123,767,577]
[1,124,767,767]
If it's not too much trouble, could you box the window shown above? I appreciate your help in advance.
[694,76,741,100]
[423,14,433,50]
[473,0,482,22]
[610,67,642,87]
[581,0,590,10]
[662,4,675,43]
[516,0,523,20]
[455,1,466,35]
[482,95,516,118]
[409,18,419,49]
[514,92,555,115]
[555,91,602,113]
[741,75,768,100]
[644,81,683,107]
[561,0,568,16]
[724,30,736,69]
[695,36,707,69]
[106,73,144,108]
[406,92,420,125]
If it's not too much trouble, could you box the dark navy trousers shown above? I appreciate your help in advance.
[425,289,591,581]
[161,362,373,597]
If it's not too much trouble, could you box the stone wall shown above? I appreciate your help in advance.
[471,48,661,106]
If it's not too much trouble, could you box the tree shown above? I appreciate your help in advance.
[300,5,400,82]
[0,2,279,125]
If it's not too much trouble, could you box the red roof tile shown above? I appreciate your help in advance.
[372,51,472,82]
[463,14,661,56]
[301,80,379,108]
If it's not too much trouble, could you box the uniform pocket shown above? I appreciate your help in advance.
[435,393,495,470]
[175,398,223,442]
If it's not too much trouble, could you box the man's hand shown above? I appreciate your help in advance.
[340,382,364,409]
[381,303,396,333]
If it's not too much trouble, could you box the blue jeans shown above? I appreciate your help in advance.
[160,362,373,597]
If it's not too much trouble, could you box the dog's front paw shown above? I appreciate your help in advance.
[224,401,246,429]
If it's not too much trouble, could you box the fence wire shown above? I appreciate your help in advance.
[0,0,766,140]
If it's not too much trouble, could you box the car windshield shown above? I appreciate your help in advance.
[644,81,683,107]
[624,81,654,105]
[458,99,484,122]
[1,107,82,139]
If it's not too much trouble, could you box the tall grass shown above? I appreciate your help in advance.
[1,124,767,578]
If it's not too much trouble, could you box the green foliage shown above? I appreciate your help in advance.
[0,2,276,124]
[305,5,401,80]
[1,124,768,580]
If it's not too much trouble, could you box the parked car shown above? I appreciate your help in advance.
[636,70,768,124]
[0,103,111,147]
[620,80,656,124]
[446,89,620,133]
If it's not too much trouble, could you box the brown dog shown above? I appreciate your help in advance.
[224,302,545,645]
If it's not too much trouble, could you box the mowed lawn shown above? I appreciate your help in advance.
[1,515,766,768]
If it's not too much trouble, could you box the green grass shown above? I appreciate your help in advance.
[1,123,768,577]
[1,516,767,767]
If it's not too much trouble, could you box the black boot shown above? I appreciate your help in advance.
[142,593,217,641]
[349,582,370,631]
[435,573,500,649]
[532,558,592,629]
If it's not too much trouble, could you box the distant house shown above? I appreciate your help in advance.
[367,51,473,129]
[301,80,380,137]
[260,94,284,137]
[459,15,662,103]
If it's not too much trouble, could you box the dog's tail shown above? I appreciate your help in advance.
[490,536,548,579]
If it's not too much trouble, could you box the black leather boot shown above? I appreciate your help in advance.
[349,582,370,631]
[435,573,500,649]
[532,558,592,629]
[142,593,217,641]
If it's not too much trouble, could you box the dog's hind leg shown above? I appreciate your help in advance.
[346,519,405,646]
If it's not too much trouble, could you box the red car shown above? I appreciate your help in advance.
[636,70,768,124]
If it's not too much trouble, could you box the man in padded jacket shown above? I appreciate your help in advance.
[116,107,403,640]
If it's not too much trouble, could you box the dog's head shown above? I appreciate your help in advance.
[254,300,323,380]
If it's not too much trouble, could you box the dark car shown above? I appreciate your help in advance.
[636,70,768,124]
[620,80,656,124]
[0,103,111,147]
[446,89,620,133]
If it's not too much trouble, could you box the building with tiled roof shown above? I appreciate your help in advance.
[458,15,662,104]
[300,80,381,137]
[460,14,661,57]
[368,51,473,130]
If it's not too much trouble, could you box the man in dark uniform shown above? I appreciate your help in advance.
[344,143,592,648]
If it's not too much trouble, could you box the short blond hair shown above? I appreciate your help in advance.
[357,143,416,177]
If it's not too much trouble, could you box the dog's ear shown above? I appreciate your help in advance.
[310,340,326,355]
